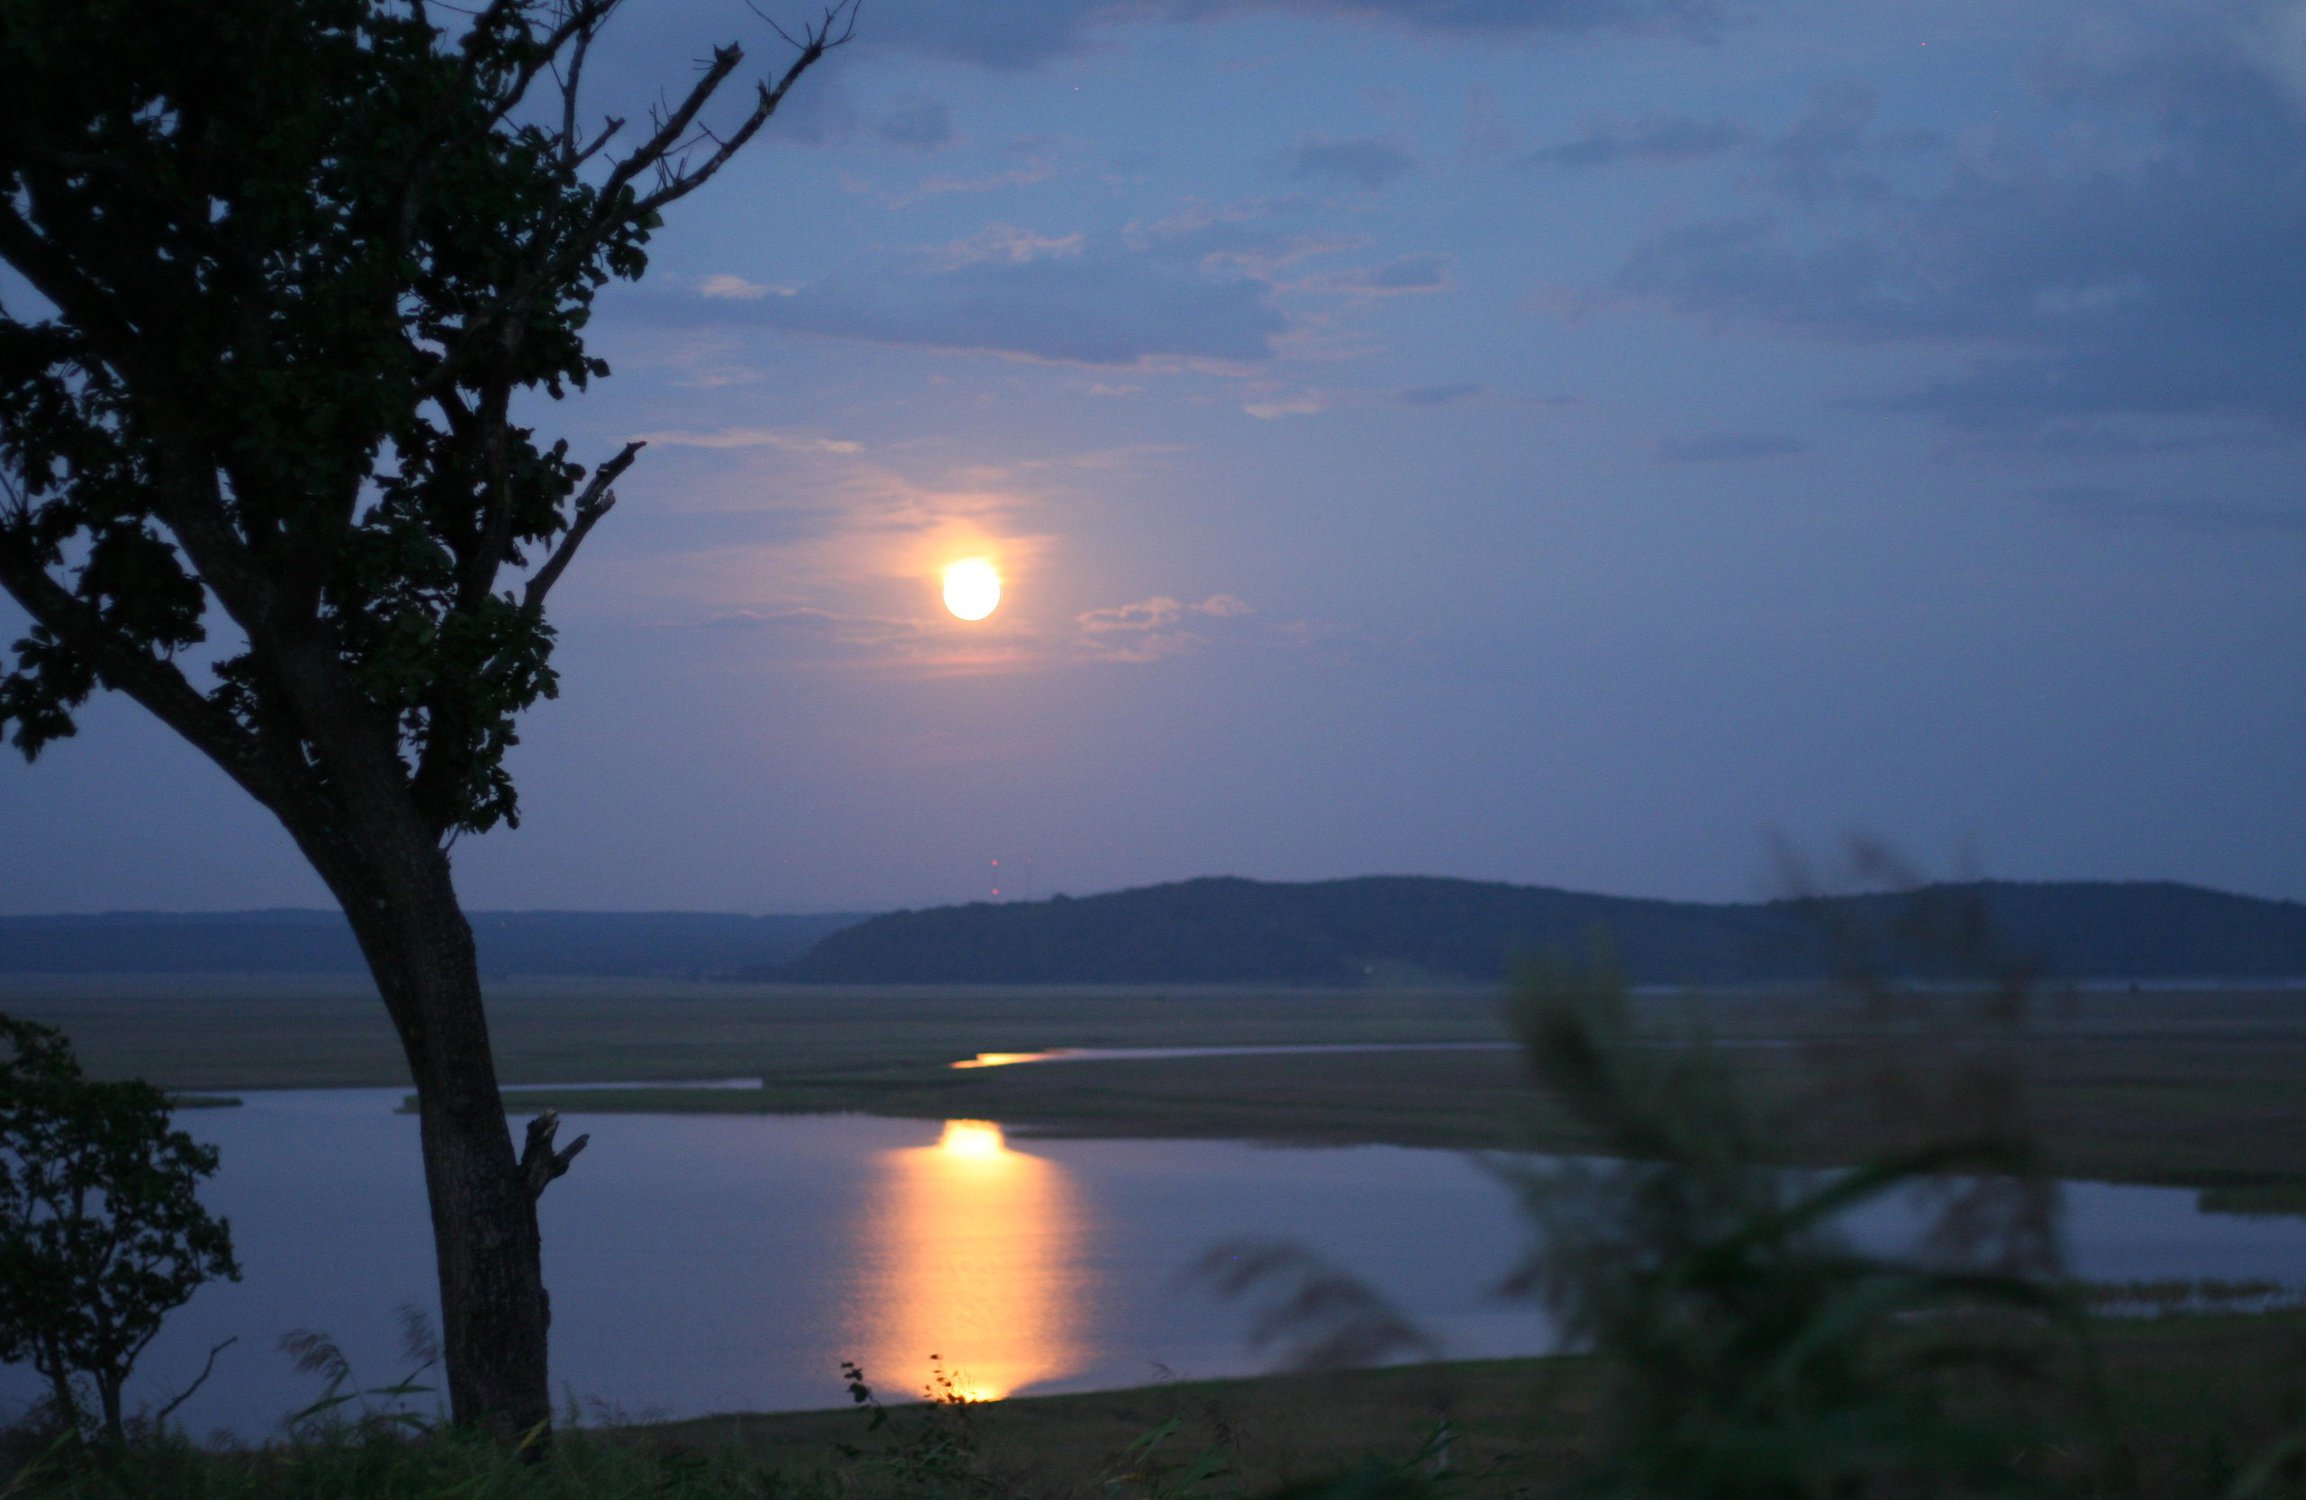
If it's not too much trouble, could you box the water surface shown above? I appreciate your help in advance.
[3,1089,2301,1441]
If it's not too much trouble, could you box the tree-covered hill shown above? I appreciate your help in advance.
[0,911,864,978]
[773,876,2306,986]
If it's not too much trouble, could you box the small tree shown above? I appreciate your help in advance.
[0,0,846,1438]
[0,1015,240,1442]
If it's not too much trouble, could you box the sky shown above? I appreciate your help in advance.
[6,0,2306,914]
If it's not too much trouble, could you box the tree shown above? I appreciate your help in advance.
[0,1015,241,1442]
[0,0,848,1438]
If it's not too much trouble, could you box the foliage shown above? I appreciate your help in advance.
[276,1311,446,1442]
[0,0,840,834]
[835,1358,1013,1500]
[0,1014,239,1443]
[1497,948,2114,1499]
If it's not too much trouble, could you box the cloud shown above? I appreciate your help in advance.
[1304,253,1451,295]
[1126,199,1366,274]
[874,96,954,151]
[862,0,1727,71]
[1761,82,1889,202]
[1656,430,1809,462]
[931,223,1087,267]
[1075,594,1255,662]
[633,428,864,454]
[1392,383,1485,406]
[1288,135,1417,191]
[1242,394,1329,419]
[698,606,1048,675]
[1599,16,2306,443]
[697,274,787,301]
[2036,484,2306,534]
[888,161,1057,206]
[1526,112,1752,168]
[703,606,914,640]
[719,244,1287,365]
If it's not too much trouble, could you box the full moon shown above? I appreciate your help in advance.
[942,558,1002,621]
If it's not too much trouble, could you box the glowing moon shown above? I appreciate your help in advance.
[942,558,1002,621]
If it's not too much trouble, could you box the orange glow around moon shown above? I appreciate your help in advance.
[942,559,1002,621]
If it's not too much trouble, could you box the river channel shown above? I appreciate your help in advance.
[4,1086,2304,1441]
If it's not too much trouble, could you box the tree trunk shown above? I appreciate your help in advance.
[312,817,552,1443]
[38,1337,78,1432]
[96,1370,122,1443]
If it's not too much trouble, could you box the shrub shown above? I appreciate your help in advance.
[0,1015,240,1442]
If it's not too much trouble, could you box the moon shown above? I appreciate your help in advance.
[942,558,1002,621]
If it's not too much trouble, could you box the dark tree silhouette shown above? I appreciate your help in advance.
[0,0,848,1438]
[0,1016,240,1442]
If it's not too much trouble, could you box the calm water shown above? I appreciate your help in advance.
[5,1088,2305,1441]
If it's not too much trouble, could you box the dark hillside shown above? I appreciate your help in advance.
[0,910,866,977]
[776,876,2306,986]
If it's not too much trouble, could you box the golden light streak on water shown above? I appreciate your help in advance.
[949,1051,1063,1069]
[858,1119,1084,1402]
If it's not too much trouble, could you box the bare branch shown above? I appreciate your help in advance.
[569,116,624,169]
[633,3,858,217]
[152,1337,239,1425]
[520,1111,589,1200]
[595,46,746,209]
[555,6,599,166]
[415,2,850,404]
[465,0,621,130]
[521,439,638,611]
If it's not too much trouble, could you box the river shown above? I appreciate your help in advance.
[3,1086,2302,1441]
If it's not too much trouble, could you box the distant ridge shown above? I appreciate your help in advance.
[772,876,2306,986]
[0,910,866,978]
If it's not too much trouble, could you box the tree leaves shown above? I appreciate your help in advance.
[0,1014,241,1439]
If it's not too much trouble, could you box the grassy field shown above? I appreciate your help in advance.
[10,1315,2306,1497]
[684,1311,2306,1500]
[8,975,2306,1190]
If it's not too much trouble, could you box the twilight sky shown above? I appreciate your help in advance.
[7,0,2306,914]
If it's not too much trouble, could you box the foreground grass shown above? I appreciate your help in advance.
[8,1314,2306,1498]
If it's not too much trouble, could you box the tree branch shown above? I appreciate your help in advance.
[521,440,638,611]
[414,3,851,406]
[0,537,278,799]
[519,1110,588,1200]
[151,1337,238,1425]
[633,4,857,218]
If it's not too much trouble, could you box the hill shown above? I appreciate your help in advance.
[0,910,865,978]
[773,876,2306,986]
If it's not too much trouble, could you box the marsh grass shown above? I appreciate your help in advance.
[1500,947,2122,1498]
[0,1418,826,1499]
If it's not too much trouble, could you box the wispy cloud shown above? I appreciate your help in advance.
[697,274,790,301]
[1288,135,1417,191]
[1525,112,1752,169]
[2037,485,2306,534]
[868,0,1728,71]
[1392,383,1485,406]
[1300,253,1450,296]
[930,223,1088,267]
[1599,19,2306,441]
[633,428,864,454]
[1075,594,1256,662]
[698,240,1289,366]
[1657,430,1809,462]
